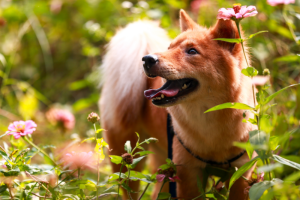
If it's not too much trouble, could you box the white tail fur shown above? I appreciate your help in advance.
[99,21,170,129]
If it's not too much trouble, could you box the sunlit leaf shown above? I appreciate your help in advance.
[135,151,154,156]
[257,163,282,173]
[130,156,146,169]
[213,38,243,43]
[204,102,254,113]
[263,84,300,105]
[157,192,171,199]
[228,156,260,190]
[247,31,268,39]
[272,155,300,170]
[249,179,283,200]
[109,156,123,165]
[241,67,258,77]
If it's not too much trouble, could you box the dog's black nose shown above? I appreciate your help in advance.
[142,54,158,70]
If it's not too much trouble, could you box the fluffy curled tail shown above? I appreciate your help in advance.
[99,21,170,129]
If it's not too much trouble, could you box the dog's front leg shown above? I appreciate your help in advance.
[172,138,206,200]
[228,152,258,200]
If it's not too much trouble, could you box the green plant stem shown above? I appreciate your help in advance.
[138,183,150,200]
[94,123,99,200]
[235,21,258,123]
[23,136,57,166]
[155,181,166,200]
[282,6,298,44]
[266,159,272,180]
[127,168,133,200]
[116,164,124,200]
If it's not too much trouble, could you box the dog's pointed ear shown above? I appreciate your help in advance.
[180,9,197,32]
[211,19,240,52]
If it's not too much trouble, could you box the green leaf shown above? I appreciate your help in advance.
[249,179,283,200]
[135,151,154,156]
[241,67,258,77]
[206,193,217,200]
[81,137,95,143]
[130,156,146,169]
[228,156,260,190]
[213,38,243,43]
[0,185,7,193]
[233,141,254,160]
[273,55,300,63]
[124,141,132,153]
[284,171,300,182]
[109,155,123,165]
[257,163,282,173]
[272,155,300,170]
[108,173,127,182]
[263,84,300,105]
[204,102,254,113]
[197,176,204,194]
[247,31,268,39]
[249,130,268,150]
[157,192,171,199]
[269,136,279,151]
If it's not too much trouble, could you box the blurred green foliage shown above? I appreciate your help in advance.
[0,0,300,199]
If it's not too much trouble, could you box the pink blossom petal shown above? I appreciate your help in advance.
[169,176,181,182]
[25,120,37,129]
[243,11,258,18]
[252,76,269,86]
[239,6,248,15]
[244,6,257,14]
[156,174,166,182]
[235,13,243,19]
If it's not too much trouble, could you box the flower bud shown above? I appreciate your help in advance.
[87,112,100,124]
[147,137,158,143]
[122,153,133,164]
[263,69,270,76]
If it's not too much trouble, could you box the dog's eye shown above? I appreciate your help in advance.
[187,48,198,55]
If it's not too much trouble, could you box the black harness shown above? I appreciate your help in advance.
[167,114,246,197]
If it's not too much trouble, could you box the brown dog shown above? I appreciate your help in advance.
[100,10,256,200]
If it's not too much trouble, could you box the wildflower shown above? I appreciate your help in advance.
[156,167,180,183]
[252,76,269,86]
[62,150,94,170]
[46,108,75,131]
[217,4,258,21]
[122,153,133,164]
[87,112,100,124]
[5,120,37,139]
[267,0,295,6]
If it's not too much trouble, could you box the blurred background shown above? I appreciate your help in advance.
[0,0,300,197]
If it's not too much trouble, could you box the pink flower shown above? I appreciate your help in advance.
[5,120,37,139]
[267,0,295,6]
[217,4,258,21]
[62,151,95,170]
[46,108,75,131]
[252,76,269,86]
[156,174,181,183]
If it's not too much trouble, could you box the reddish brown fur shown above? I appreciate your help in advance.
[100,11,256,200]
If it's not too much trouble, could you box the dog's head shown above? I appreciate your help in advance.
[143,10,247,107]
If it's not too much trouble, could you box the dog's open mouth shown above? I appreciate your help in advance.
[144,78,198,105]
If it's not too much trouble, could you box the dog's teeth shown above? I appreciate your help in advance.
[161,94,164,98]
[182,84,187,89]
[157,97,161,100]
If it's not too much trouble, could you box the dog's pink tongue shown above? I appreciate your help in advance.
[144,87,180,100]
